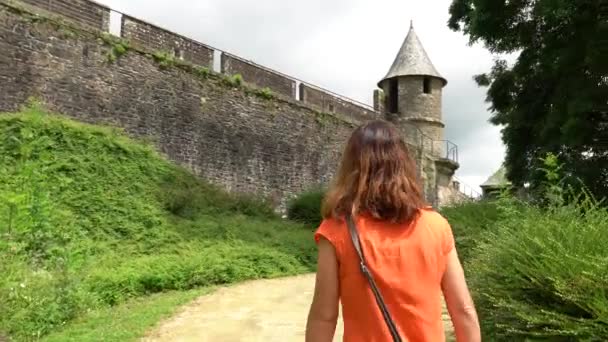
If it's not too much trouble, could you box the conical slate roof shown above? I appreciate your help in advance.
[481,166,510,188]
[379,22,447,87]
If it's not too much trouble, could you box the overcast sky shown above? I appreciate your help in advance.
[97,0,506,193]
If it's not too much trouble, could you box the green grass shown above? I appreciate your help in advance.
[447,194,608,340]
[440,200,501,266]
[41,288,213,342]
[467,195,608,340]
[0,101,316,341]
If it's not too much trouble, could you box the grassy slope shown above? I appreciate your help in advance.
[0,103,316,341]
[41,288,213,342]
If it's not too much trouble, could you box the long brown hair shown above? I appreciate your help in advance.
[322,120,426,223]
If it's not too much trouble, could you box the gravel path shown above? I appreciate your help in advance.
[142,274,454,342]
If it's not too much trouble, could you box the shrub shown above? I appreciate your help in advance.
[0,256,100,340]
[86,241,311,305]
[194,66,210,78]
[440,200,501,265]
[468,193,608,340]
[287,188,326,227]
[159,166,276,220]
[222,74,243,88]
[254,87,274,100]
[152,51,177,69]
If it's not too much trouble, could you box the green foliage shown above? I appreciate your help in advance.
[254,87,275,100]
[314,111,334,126]
[41,288,211,342]
[287,189,326,227]
[0,261,98,340]
[158,167,277,220]
[453,164,608,342]
[57,27,76,39]
[0,103,315,340]
[468,193,608,340]
[194,66,210,78]
[152,51,178,69]
[100,33,130,63]
[448,0,608,201]
[87,240,310,305]
[222,74,243,88]
[444,159,608,339]
[440,200,501,265]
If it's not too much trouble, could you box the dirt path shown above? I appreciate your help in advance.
[142,274,454,342]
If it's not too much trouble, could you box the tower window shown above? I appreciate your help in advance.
[423,77,432,94]
[387,79,399,113]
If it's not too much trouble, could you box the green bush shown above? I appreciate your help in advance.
[159,167,276,220]
[254,87,274,100]
[468,194,608,340]
[222,74,243,88]
[0,103,315,340]
[287,188,326,227]
[0,260,99,340]
[440,200,501,265]
[86,242,310,305]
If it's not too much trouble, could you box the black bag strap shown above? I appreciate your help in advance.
[346,214,402,342]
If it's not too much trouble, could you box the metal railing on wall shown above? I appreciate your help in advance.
[452,177,482,199]
[445,140,459,162]
[413,125,459,164]
[98,3,377,113]
[8,0,459,164]
[99,0,460,163]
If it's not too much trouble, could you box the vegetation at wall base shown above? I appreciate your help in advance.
[0,101,316,341]
[286,188,326,227]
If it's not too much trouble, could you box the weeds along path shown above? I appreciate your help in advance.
[142,274,454,341]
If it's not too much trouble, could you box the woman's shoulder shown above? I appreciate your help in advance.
[315,216,347,246]
[417,207,450,228]
[317,215,347,232]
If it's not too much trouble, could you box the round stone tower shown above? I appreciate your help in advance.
[377,22,460,206]
[378,22,446,156]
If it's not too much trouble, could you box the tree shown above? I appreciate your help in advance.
[448,0,608,200]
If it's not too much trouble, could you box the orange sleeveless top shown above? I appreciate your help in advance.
[314,209,454,342]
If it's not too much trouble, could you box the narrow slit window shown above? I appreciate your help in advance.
[387,79,399,113]
[423,77,432,94]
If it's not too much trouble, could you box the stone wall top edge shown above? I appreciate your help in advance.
[4,0,379,124]
[0,1,364,129]
[81,0,111,11]
[299,83,376,113]
[222,52,294,82]
[121,14,214,51]
[1,0,108,32]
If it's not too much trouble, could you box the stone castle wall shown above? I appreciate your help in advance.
[0,0,459,207]
[221,53,297,98]
[18,0,109,30]
[121,15,214,68]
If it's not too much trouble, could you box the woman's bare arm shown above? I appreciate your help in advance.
[442,248,481,342]
[305,238,340,342]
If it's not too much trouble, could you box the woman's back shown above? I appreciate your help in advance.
[305,120,479,342]
[315,209,453,341]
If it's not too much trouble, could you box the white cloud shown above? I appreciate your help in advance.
[97,0,506,189]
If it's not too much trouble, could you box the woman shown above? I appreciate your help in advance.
[305,120,480,342]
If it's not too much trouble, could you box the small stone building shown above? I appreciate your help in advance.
[480,166,510,198]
